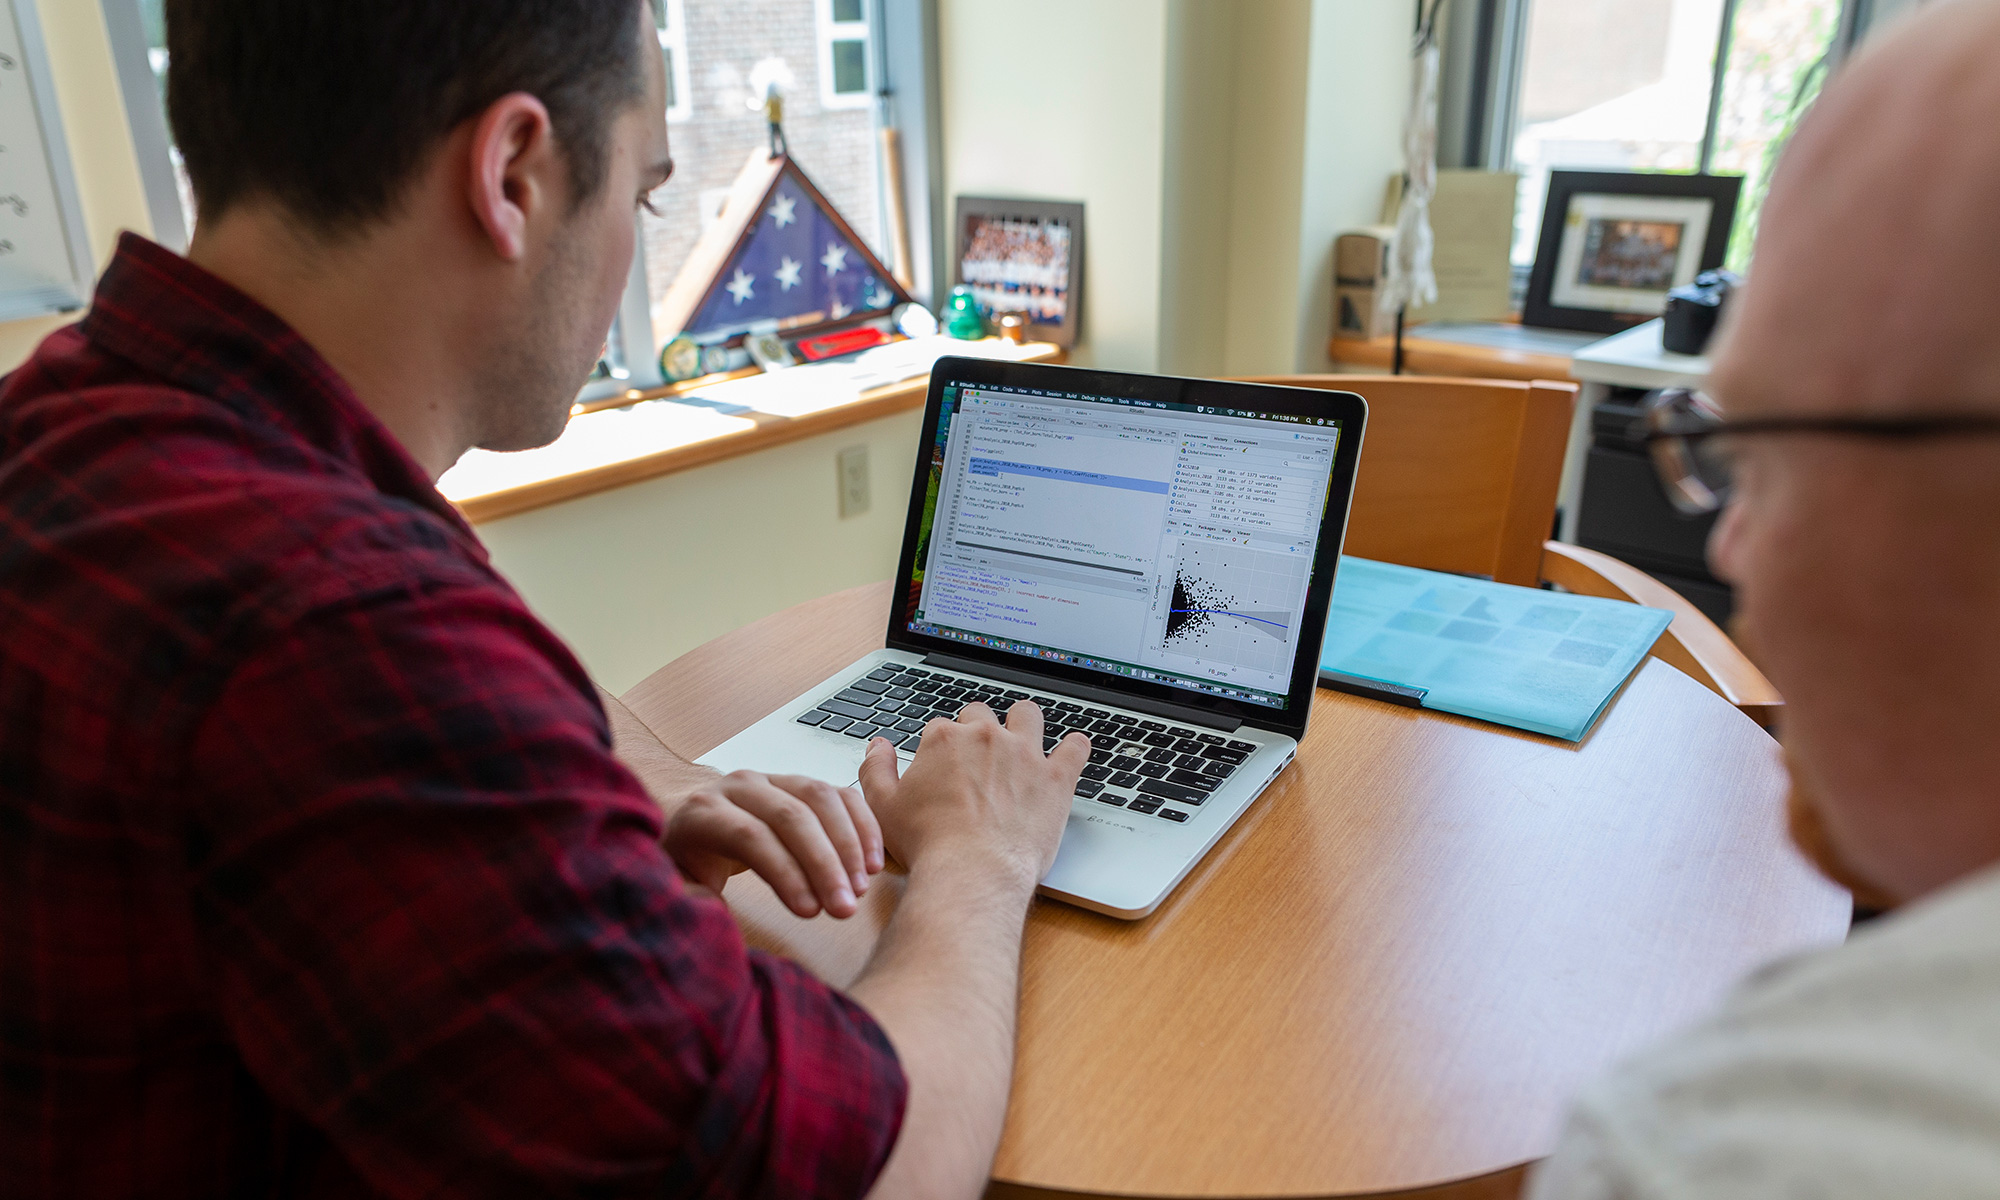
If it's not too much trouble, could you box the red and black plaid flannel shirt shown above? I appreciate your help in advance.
[0,234,906,1197]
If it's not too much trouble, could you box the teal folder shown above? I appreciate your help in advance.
[1318,557,1673,741]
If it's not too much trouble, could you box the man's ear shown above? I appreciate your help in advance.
[466,92,558,263]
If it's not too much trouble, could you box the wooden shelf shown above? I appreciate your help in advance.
[1329,332,1576,382]
[442,341,1062,524]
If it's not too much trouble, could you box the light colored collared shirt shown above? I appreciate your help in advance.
[1529,862,2000,1199]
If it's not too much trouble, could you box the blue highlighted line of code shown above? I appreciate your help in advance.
[968,457,1170,494]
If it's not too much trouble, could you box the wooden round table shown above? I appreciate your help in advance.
[622,582,1849,1199]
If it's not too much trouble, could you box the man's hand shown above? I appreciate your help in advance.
[858,700,1087,890]
[665,771,883,919]
[599,685,883,919]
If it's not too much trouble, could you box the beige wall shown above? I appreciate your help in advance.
[939,0,1171,373]
[1169,0,1409,378]
[1291,0,1411,373]
[477,409,926,695]
[1156,0,1241,376]
[939,0,1405,379]
[0,1,154,371]
[1208,0,1317,376]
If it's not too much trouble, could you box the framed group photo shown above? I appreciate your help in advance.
[1524,170,1742,334]
[952,196,1084,347]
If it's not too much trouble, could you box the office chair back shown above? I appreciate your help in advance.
[1239,375,1576,587]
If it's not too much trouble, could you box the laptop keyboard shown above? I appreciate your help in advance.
[794,665,1259,823]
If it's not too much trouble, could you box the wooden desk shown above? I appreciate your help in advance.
[622,582,1849,1199]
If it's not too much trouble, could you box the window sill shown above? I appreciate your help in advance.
[441,338,1063,524]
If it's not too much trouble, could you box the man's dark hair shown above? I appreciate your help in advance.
[165,0,649,234]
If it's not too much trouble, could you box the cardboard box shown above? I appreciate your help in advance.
[1333,225,1397,340]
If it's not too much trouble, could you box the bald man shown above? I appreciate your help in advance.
[1528,3,2000,1195]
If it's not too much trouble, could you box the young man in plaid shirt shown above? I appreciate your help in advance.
[0,2,1085,1196]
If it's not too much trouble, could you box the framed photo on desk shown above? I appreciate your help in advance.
[1524,171,1741,334]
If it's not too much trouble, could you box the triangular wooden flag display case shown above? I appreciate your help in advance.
[655,147,913,379]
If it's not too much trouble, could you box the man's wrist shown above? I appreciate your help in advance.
[599,687,720,818]
[647,761,724,823]
[902,839,1045,905]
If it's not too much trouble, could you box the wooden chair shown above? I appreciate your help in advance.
[1240,374,1783,728]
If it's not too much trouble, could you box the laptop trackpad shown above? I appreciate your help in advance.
[698,731,917,793]
[701,733,854,782]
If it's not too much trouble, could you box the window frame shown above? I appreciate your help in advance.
[578,222,667,403]
[657,0,693,124]
[1436,0,1887,288]
[817,0,875,110]
[1439,0,1876,176]
[101,0,189,252]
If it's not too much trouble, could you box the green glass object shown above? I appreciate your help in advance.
[944,285,986,340]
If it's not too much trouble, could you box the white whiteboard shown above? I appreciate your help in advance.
[0,0,94,322]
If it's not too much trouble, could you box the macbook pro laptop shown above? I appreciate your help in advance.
[699,358,1366,917]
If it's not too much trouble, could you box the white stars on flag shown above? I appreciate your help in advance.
[727,268,755,304]
[767,192,797,228]
[821,243,848,274]
[830,299,852,320]
[776,256,803,291]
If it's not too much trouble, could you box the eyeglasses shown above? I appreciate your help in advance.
[1641,387,2000,515]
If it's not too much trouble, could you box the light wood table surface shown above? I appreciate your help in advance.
[622,581,1850,1199]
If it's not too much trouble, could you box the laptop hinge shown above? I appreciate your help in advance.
[921,652,1243,732]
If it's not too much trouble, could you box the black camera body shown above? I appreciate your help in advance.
[1661,269,1741,356]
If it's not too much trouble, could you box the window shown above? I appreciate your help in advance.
[655,0,693,123]
[1702,0,1845,265]
[103,0,195,246]
[107,0,919,404]
[816,0,874,110]
[640,0,888,349]
[1477,0,1853,273]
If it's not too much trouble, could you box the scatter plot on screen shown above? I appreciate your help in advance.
[1160,540,1309,674]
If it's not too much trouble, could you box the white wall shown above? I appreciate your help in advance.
[0,1,155,371]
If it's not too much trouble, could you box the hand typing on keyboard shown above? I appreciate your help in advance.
[858,699,1088,890]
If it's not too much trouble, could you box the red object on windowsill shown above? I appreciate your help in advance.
[795,326,889,361]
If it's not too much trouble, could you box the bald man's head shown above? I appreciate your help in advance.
[1710,0,2000,415]
[1703,0,2000,905]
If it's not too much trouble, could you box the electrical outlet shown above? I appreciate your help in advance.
[837,444,870,517]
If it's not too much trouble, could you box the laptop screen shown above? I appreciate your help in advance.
[903,377,1346,711]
